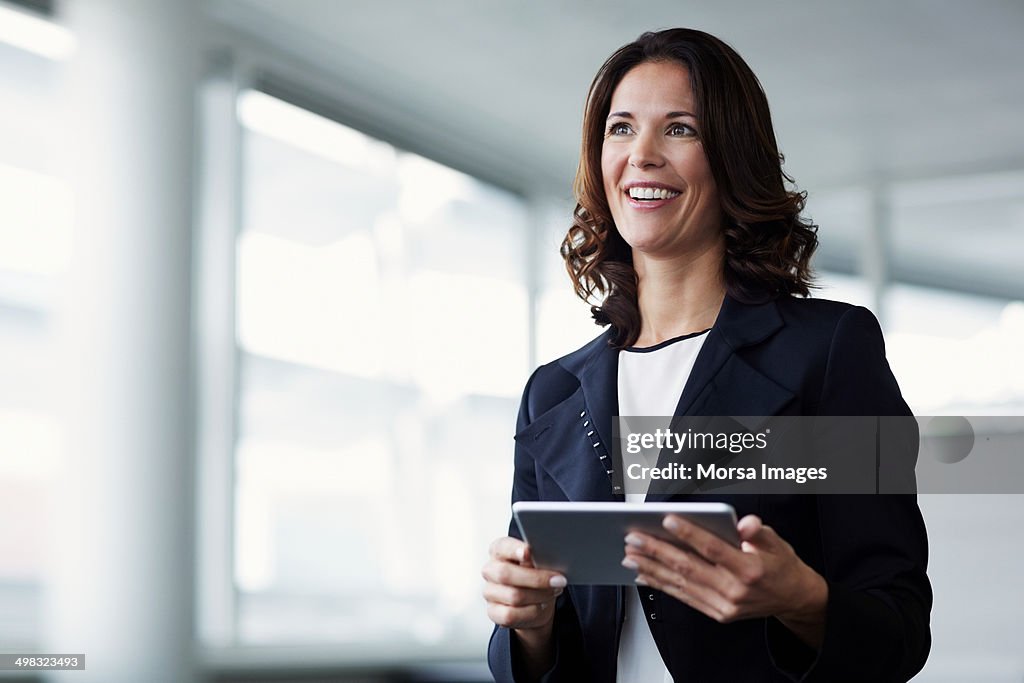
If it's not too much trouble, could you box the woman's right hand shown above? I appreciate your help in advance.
[482,536,567,633]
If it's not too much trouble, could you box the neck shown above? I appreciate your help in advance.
[632,240,726,347]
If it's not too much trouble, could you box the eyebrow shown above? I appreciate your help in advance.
[606,110,696,120]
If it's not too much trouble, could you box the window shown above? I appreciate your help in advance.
[0,37,70,648]
[885,285,1024,414]
[229,91,529,653]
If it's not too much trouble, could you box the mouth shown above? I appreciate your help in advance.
[623,184,682,209]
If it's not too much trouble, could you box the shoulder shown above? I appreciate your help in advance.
[774,295,870,332]
[771,297,908,414]
[769,296,886,353]
[518,329,610,424]
[734,296,902,414]
[773,294,854,318]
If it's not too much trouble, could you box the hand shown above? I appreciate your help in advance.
[622,514,828,647]
[482,536,567,633]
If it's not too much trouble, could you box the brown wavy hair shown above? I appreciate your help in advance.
[562,28,818,348]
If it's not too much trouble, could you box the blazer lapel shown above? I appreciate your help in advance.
[514,330,621,502]
[673,294,788,418]
[578,334,619,462]
[646,295,796,500]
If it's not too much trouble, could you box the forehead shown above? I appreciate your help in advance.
[609,61,694,112]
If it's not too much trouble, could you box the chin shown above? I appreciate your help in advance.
[617,225,672,253]
[622,239,672,258]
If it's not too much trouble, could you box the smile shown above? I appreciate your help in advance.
[627,186,681,200]
[623,184,682,210]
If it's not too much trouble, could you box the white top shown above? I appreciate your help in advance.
[615,330,710,683]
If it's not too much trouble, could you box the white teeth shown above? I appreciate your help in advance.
[628,186,680,200]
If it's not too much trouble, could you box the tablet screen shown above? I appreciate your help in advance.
[512,501,739,585]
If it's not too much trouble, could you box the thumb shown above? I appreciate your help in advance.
[518,544,535,567]
[737,514,770,552]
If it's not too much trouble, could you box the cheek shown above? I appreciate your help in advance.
[673,155,717,202]
[697,165,717,193]
[681,147,715,186]
[601,151,626,206]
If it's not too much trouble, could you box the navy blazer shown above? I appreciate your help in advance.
[488,295,932,682]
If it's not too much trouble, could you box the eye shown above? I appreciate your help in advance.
[667,122,697,137]
[606,121,633,136]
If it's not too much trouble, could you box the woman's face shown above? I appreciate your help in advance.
[601,60,723,260]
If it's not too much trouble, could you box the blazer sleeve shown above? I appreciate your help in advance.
[766,306,933,682]
[488,367,588,683]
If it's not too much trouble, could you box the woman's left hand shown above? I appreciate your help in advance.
[622,514,828,648]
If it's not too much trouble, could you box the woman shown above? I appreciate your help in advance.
[483,28,931,682]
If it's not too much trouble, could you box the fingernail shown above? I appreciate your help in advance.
[635,576,649,586]
[624,533,644,548]
[621,557,639,570]
[549,575,567,588]
[516,547,525,561]
[663,516,680,531]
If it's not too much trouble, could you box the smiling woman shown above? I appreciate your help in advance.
[484,28,931,683]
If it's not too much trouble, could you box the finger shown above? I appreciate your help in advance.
[482,559,567,590]
[626,558,729,622]
[489,536,530,563]
[624,540,737,602]
[737,515,763,552]
[624,533,719,584]
[661,515,748,573]
[737,515,784,554]
[737,514,762,540]
[483,581,562,608]
[647,574,743,623]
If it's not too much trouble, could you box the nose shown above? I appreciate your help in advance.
[628,130,665,170]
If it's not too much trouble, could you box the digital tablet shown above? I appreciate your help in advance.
[512,501,740,585]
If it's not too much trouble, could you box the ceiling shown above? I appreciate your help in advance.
[205,0,1024,297]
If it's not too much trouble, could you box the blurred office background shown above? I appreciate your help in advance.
[0,0,1022,681]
